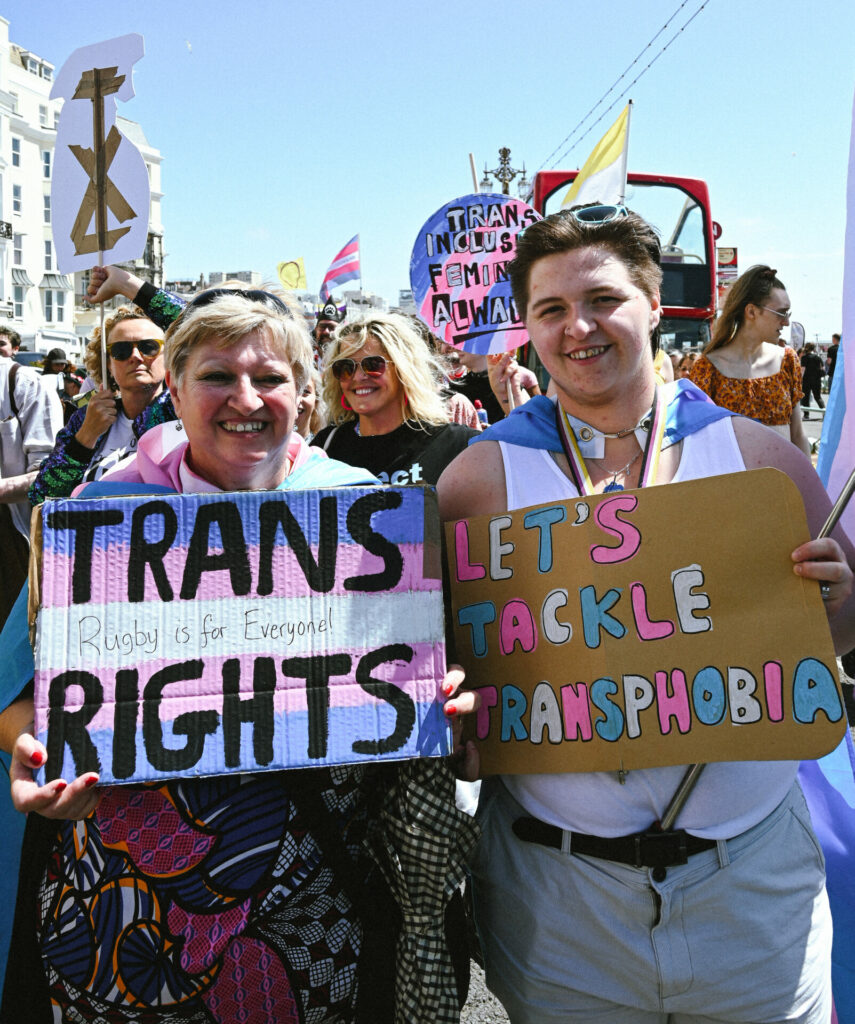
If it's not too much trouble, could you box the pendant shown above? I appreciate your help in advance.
[603,481,624,493]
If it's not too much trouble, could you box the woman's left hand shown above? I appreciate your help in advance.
[792,537,853,617]
[10,729,100,821]
[441,664,481,781]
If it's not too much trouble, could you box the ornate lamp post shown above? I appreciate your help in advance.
[479,147,530,198]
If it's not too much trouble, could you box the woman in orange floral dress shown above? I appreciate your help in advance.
[690,265,810,454]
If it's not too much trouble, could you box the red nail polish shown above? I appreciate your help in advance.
[30,750,44,766]
[445,704,457,716]
[84,776,99,788]
[53,781,67,793]
[442,683,454,696]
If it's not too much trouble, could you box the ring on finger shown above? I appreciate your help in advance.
[820,582,832,601]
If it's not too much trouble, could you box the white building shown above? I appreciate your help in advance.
[0,16,164,360]
[208,271,262,287]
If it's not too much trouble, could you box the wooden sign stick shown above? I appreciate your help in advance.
[91,67,108,387]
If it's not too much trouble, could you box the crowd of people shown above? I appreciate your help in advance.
[0,209,852,1024]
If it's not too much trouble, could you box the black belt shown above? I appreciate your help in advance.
[512,816,717,869]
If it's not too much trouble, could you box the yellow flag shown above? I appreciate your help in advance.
[560,104,631,208]
[277,258,307,291]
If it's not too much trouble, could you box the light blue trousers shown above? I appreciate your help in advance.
[471,778,831,1024]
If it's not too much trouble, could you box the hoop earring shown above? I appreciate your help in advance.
[341,395,352,411]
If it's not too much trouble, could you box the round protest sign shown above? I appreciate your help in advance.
[409,192,541,354]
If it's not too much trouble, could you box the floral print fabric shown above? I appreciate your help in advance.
[689,347,803,427]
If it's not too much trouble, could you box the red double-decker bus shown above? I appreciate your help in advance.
[527,170,718,363]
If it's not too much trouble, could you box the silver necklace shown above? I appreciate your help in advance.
[591,449,643,492]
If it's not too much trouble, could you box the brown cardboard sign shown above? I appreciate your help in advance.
[445,469,845,775]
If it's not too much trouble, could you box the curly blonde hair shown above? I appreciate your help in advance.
[84,306,151,387]
[321,312,449,427]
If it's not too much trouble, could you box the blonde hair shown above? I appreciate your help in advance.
[299,367,326,437]
[321,312,449,427]
[165,292,313,393]
[84,305,151,387]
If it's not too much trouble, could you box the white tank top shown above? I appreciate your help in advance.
[499,416,798,839]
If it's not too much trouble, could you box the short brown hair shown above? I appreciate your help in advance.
[509,209,663,353]
[0,326,20,349]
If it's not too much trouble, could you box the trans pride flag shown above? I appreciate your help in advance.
[808,85,855,1024]
[319,235,360,301]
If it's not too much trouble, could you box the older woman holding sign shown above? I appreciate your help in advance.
[437,206,855,1024]
[0,290,476,1024]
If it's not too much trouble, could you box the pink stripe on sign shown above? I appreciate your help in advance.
[35,642,446,734]
[39,542,438,609]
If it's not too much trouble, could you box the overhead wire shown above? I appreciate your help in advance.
[535,0,712,173]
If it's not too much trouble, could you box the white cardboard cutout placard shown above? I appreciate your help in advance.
[51,34,150,273]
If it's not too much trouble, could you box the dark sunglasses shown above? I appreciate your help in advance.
[107,338,164,361]
[185,288,293,317]
[331,355,390,380]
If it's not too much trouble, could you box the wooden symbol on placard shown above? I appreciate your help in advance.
[51,35,150,274]
[68,67,137,256]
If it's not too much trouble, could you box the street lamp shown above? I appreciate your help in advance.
[479,147,530,198]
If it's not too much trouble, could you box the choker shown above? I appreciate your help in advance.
[562,407,654,459]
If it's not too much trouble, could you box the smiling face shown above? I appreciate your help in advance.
[107,318,166,393]
[295,376,317,437]
[167,329,299,491]
[524,246,660,419]
[337,335,404,433]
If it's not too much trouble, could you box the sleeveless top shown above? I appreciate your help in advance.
[499,416,798,840]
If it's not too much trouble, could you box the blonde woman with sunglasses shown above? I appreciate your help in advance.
[314,312,477,486]
[28,306,166,502]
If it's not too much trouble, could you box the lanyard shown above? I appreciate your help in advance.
[554,387,666,496]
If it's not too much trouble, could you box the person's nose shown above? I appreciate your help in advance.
[564,304,596,341]
[228,375,263,413]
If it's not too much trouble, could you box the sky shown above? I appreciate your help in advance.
[6,0,855,339]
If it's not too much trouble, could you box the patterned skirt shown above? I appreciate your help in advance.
[31,767,369,1023]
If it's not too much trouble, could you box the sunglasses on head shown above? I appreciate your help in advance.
[331,355,390,380]
[185,288,293,317]
[570,204,629,224]
[107,338,164,361]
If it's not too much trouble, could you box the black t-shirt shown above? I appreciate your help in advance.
[311,420,476,485]
[447,371,504,425]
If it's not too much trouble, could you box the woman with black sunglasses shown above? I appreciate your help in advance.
[313,312,477,486]
[28,306,166,503]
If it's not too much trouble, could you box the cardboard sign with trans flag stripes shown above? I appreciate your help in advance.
[33,486,450,784]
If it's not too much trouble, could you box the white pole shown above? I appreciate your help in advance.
[617,100,633,206]
[469,153,479,192]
